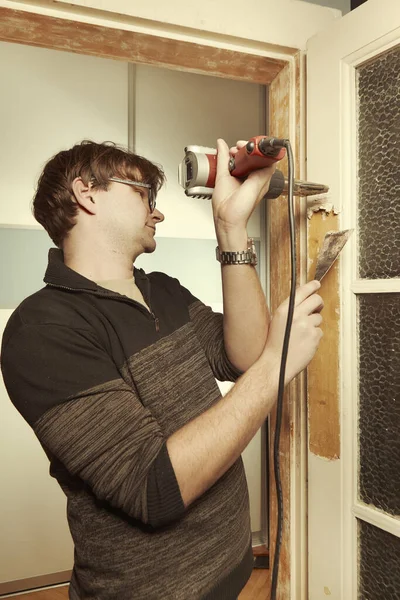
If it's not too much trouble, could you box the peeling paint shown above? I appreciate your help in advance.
[306,194,341,219]
[307,202,340,219]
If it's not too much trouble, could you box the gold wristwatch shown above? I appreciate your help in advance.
[215,238,257,266]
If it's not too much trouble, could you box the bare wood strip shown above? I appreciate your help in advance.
[0,7,286,84]
[268,57,301,599]
[307,211,340,459]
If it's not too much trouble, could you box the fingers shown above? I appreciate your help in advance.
[308,312,323,328]
[293,280,321,307]
[229,140,248,155]
[215,139,231,180]
[297,292,324,316]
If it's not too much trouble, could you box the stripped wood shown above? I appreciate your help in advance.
[307,211,341,459]
[0,7,286,84]
[268,55,302,599]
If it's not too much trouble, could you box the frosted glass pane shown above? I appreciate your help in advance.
[0,229,260,308]
[358,520,400,600]
[357,46,400,279]
[358,293,400,516]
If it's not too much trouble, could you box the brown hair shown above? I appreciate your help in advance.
[32,140,166,247]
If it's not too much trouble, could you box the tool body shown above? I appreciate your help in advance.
[178,136,329,200]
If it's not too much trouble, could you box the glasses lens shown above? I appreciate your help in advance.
[149,190,155,213]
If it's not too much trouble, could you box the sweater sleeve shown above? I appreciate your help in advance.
[177,283,243,383]
[1,322,184,529]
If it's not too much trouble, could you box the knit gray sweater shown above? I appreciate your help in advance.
[1,249,253,599]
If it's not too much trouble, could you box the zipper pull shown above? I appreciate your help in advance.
[153,315,160,332]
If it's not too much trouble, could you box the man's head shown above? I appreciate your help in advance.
[33,140,166,251]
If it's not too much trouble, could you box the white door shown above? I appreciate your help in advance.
[306,1,400,598]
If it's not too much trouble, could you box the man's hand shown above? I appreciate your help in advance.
[212,138,276,235]
[262,280,324,384]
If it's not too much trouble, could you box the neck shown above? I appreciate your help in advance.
[63,237,138,282]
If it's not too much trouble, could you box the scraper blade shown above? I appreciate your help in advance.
[314,229,353,281]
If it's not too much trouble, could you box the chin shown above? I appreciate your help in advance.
[143,242,157,254]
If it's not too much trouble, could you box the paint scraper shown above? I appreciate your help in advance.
[314,229,353,281]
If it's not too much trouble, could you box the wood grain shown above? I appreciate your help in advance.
[0,7,286,84]
[268,56,302,599]
[307,211,341,459]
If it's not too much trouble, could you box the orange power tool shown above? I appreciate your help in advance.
[178,135,328,199]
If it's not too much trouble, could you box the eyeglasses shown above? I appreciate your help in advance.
[108,177,155,213]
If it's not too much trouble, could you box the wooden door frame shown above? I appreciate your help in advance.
[0,6,307,597]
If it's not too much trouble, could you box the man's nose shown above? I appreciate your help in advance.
[152,208,165,222]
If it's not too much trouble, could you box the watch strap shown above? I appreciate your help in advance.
[216,238,257,266]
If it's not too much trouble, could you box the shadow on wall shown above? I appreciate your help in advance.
[300,0,350,15]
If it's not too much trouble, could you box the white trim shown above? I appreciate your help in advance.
[353,504,400,539]
[9,0,340,52]
[345,31,400,68]
[351,279,400,294]
[0,0,300,61]
[339,54,357,600]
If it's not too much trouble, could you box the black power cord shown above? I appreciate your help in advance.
[267,138,297,600]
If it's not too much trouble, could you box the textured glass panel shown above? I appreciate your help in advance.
[357,46,400,279]
[358,293,400,515]
[0,229,260,308]
[358,520,400,600]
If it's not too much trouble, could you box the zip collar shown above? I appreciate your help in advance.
[44,248,149,294]
[43,249,159,331]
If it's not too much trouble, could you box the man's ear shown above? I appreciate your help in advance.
[72,177,97,215]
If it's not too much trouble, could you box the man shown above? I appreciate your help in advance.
[1,139,323,599]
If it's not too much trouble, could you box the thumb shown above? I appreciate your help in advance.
[215,138,231,181]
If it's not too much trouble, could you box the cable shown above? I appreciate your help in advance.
[270,139,297,600]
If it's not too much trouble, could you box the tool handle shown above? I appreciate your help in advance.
[230,135,286,178]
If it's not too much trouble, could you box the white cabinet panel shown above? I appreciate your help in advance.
[0,42,128,227]
[135,65,263,240]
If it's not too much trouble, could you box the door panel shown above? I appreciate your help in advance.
[307,1,400,598]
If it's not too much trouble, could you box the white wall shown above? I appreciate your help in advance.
[134,65,261,240]
[0,42,129,227]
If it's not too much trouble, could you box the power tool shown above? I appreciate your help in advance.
[178,135,329,199]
